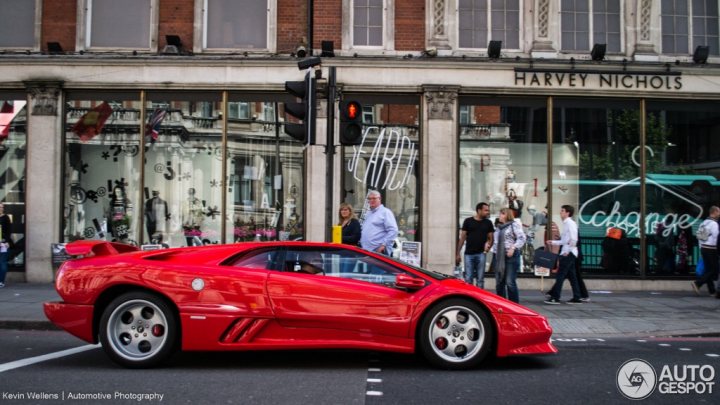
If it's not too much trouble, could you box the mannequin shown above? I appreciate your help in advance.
[182,187,204,246]
[145,190,168,243]
[108,186,133,242]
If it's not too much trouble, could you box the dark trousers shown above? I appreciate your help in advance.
[576,256,589,298]
[549,253,581,301]
[696,248,719,294]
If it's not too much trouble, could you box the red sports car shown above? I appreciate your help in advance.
[44,240,556,369]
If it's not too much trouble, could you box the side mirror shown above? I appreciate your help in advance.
[395,274,426,290]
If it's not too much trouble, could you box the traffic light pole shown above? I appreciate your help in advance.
[324,66,336,242]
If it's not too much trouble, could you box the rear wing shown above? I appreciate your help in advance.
[64,240,140,258]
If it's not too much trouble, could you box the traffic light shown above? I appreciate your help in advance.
[284,71,316,145]
[339,100,363,145]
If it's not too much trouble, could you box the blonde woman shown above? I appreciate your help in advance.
[338,203,361,245]
[491,208,526,303]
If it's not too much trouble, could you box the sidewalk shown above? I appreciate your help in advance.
[1,282,719,338]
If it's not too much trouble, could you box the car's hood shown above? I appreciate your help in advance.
[438,278,542,317]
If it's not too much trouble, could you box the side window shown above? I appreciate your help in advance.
[324,250,404,288]
[284,249,327,274]
[229,248,279,270]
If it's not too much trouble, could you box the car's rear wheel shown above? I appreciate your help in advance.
[418,299,493,369]
[99,291,178,368]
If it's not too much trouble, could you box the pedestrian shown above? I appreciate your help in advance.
[692,206,719,296]
[456,202,494,288]
[491,208,525,303]
[0,203,11,288]
[338,202,361,245]
[360,190,398,256]
[544,205,582,304]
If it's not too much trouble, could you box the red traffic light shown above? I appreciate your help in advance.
[344,101,360,120]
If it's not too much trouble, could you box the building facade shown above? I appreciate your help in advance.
[1,0,720,282]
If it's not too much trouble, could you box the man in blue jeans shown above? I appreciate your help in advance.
[456,202,494,288]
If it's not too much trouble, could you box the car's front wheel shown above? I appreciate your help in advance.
[418,299,493,369]
[99,291,178,368]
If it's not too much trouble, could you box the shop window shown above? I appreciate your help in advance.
[552,98,639,275]
[63,94,143,245]
[661,0,719,55]
[342,97,420,249]
[201,0,275,51]
[457,0,520,50]
[646,100,720,276]
[561,0,621,52]
[459,97,547,274]
[80,0,157,50]
[226,97,305,243]
[143,92,223,246]
[0,0,38,49]
[0,97,27,269]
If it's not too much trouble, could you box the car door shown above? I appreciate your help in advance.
[266,246,426,338]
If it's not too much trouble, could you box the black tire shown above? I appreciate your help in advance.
[418,298,494,370]
[99,291,178,368]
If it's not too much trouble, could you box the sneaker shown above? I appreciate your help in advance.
[544,298,561,305]
[691,282,700,296]
[566,298,583,304]
[0,282,4,288]
[579,297,591,302]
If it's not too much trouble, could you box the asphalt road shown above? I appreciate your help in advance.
[0,330,718,404]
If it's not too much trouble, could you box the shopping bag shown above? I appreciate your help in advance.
[696,257,705,277]
[533,249,559,270]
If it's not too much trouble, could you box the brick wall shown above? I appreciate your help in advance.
[395,0,425,51]
[278,0,309,53]
[313,0,342,51]
[380,104,419,126]
[158,0,195,49]
[42,0,76,52]
[474,106,501,125]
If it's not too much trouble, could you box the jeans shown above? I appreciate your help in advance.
[495,249,520,303]
[549,254,581,301]
[0,251,7,283]
[464,253,487,288]
[696,248,718,294]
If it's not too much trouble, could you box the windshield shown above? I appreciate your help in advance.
[385,256,452,281]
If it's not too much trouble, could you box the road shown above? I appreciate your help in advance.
[0,330,718,404]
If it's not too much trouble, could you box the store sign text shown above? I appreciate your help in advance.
[515,71,682,90]
[347,127,418,191]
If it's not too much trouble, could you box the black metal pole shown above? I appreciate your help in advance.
[325,67,336,242]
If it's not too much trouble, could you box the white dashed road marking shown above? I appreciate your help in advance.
[706,354,719,358]
[0,344,99,373]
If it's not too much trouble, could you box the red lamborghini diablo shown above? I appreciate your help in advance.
[44,240,556,369]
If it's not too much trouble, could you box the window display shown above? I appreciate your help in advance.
[342,98,420,248]
[63,94,142,245]
[0,98,27,269]
[63,93,306,247]
[459,97,547,273]
[225,99,305,243]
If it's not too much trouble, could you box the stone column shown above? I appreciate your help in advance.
[426,0,450,50]
[304,100,327,242]
[421,85,459,275]
[24,80,63,282]
[530,0,556,58]
[633,0,659,62]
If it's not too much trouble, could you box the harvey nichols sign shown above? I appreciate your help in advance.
[514,68,682,90]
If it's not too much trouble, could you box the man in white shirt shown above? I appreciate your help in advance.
[544,205,582,304]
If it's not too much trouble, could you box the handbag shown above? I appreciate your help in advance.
[696,257,705,277]
[533,249,559,270]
